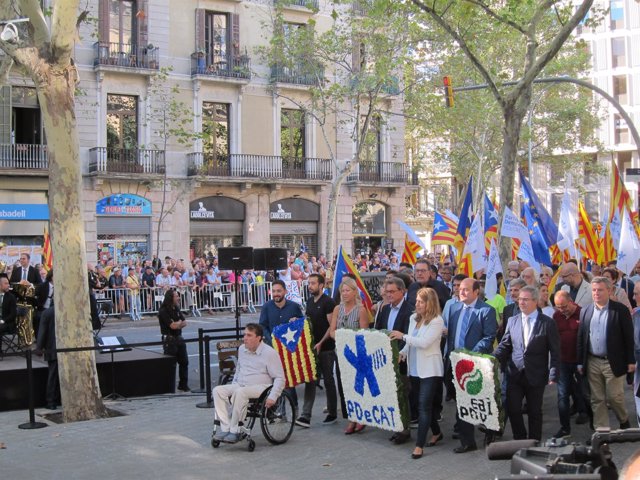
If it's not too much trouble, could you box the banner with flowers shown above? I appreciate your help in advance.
[450,350,504,432]
[335,329,408,432]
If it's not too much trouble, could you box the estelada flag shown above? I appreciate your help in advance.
[332,245,374,320]
[272,317,317,388]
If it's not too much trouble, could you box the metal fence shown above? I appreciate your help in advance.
[93,281,311,320]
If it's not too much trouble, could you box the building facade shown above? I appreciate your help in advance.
[0,0,415,265]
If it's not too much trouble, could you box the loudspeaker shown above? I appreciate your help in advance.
[218,247,254,270]
[253,248,288,270]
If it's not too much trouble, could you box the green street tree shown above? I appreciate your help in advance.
[407,0,595,262]
[0,1,107,421]
[259,0,414,260]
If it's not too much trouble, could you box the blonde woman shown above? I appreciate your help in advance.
[330,277,370,434]
[390,288,444,459]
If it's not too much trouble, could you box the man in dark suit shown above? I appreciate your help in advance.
[0,276,18,335]
[446,278,498,453]
[375,275,412,444]
[34,269,54,337]
[407,258,450,311]
[9,253,42,286]
[35,306,60,410]
[499,278,526,341]
[494,285,560,441]
[577,276,635,430]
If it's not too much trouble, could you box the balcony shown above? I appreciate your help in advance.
[347,161,417,185]
[0,144,48,174]
[187,153,332,182]
[191,52,251,81]
[351,75,400,96]
[270,63,324,87]
[274,0,319,9]
[88,147,165,175]
[93,42,159,71]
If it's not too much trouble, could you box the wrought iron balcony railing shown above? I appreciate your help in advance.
[187,153,332,181]
[274,0,319,9]
[270,63,324,86]
[347,161,417,184]
[191,52,251,80]
[89,147,165,174]
[94,42,160,70]
[0,144,48,170]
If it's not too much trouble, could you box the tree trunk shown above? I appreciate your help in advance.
[38,66,108,422]
[325,160,358,261]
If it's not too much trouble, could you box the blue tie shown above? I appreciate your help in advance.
[456,306,472,349]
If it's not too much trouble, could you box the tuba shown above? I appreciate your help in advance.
[12,282,36,347]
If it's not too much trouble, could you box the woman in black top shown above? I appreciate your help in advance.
[158,289,189,391]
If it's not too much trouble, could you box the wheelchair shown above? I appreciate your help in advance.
[211,385,296,452]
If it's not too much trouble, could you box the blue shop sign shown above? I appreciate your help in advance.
[96,194,152,216]
[0,204,49,220]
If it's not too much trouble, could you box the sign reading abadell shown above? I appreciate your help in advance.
[450,350,504,432]
[335,329,408,432]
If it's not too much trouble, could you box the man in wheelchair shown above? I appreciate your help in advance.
[212,323,285,444]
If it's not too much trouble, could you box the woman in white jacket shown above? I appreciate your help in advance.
[390,287,444,459]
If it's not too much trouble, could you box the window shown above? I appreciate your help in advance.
[109,0,136,47]
[107,94,138,150]
[360,114,381,164]
[202,102,229,162]
[205,12,229,67]
[584,191,599,222]
[583,154,599,184]
[613,75,627,104]
[614,114,629,144]
[619,151,632,181]
[611,37,626,68]
[281,109,305,158]
[610,0,624,30]
[9,87,43,145]
[352,201,386,235]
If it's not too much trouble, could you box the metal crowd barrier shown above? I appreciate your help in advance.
[92,280,310,319]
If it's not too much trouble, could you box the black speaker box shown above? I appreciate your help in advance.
[218,247,254,270]
[253,248,288,270]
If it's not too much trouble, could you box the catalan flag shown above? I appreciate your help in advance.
[484,194,499,254]
[454,176,473,252]
[272,318,317,388]
[43,226,52,271]
[609,159,632,220]
[602,222,617,263]
[332,245,374,320]
[511,238,522,261]
[401,234,421,265]
[432,211,458,246]
[578,201,599,263]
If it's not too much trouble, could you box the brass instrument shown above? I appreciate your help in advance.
[0,241,6,274]
[12,282,36,347]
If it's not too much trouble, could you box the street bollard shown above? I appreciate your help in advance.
[18,349,48,430]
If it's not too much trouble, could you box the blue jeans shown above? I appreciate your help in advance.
[557,362,587,431]
[410,376,442,448]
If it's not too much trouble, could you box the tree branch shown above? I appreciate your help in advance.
[19,0,51,46]
[50,0,81,67]
[464,0,527,35]
[0,55,14,84]
[410,0,505,108]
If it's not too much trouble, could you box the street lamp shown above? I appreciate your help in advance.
[0,18,29,43]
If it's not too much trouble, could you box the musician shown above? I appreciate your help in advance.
[34,269,54,337]
[9,253,42,286]
[0,276,17,335]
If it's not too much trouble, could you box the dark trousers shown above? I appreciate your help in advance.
[410,376,442,448]
[557,362,588,431]
[46,359,61,406]
[506,370,546,440]
[336,355,348,419]
[301,350,338,419]
[176,341,189,388]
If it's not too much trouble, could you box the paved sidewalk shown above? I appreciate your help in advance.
[1,385,639,480]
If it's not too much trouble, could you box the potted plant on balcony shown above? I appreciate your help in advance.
[146,44,158,69]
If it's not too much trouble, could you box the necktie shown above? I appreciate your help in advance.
[523,316,531,347]
[456,306,472,349]
[22,268,27,281]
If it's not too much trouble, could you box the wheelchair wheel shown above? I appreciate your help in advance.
[211,439,220,448]
[260,389,295,445]
[247,439,255,452]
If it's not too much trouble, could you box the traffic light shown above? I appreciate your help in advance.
[443,76,454,108]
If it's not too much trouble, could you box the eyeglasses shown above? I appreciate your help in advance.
[414,269,428,273]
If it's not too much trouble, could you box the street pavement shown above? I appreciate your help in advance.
[1,312,639,479]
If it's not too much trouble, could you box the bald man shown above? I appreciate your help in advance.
[557,263,592,307]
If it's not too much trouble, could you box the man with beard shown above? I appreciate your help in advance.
[258,279,303,346]
[407,258,450,311]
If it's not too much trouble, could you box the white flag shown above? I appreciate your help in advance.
[484,240,503,300]
[617,209,640,276]
[557,191,578,257]
[609,208,622,252]
[462,213,486,273]
[501,206,530,243]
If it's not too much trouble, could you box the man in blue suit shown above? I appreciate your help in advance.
[494,285,560,441]
[445,278,498,453]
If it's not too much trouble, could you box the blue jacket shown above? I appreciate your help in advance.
[445,299,497,356]
[259,299,304,345]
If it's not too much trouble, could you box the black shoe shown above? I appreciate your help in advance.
[177,385,190,392]
[322,415,337,425]
[575,413,589,425]
[411,449,423,459]
[553,428,570,439]
[295,417,311,428]
[452,432,460,440]
[45,404,57,410]
[619,420,631,430]
[389,433,398,442]
[453,444,477,454]
[394,431,411,445]
[427,432,444,447]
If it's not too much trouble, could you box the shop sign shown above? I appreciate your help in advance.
[189,196,245,221]
[96,194,152,216]
[269,198,320,221]
[0,204,49,220]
